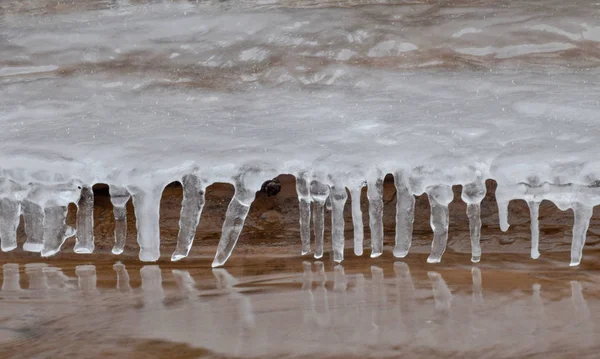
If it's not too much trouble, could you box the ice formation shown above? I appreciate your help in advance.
[1,1,600,266]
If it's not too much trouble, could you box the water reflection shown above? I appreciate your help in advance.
[0,261,599,357]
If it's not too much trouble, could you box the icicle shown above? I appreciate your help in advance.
[0,198,20,252]
[128,184,165,262]
[75,265,97,293]
[22,200,44,252]
[74,186,95,254]
[2,263,21,292]
[461,179,486,263]
[109,186,130,255]
[41,205,74,257]
[495,185,510,232]
[212,177,259,267]
[310,180,329,260]
[426,185,454,263]
[349,184,364,256]
[295,175,311,255]
[570,203,593,266]
[367,175,384,258]
[330,184,347,263]
[172,174,205,261]
[113,261,131,292]
[393,172,415,258]
[527,200,541,259]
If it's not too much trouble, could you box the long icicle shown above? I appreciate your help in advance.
[310,180,329,260]
[41,205,74,257]
[527,200,541,259]
[172,174,205,261]
[109,185,131,255]
[350,184,364,256]
[367,175,384,258]
[296,175,311,255]
[212,180,257,267]
[128,184,165,262]
[22,200,44,252]
[0,198,20,252]
[74,186,95,254]
[461,179,486,263]
[330,184,348,263]
[570,203,593,267]
[426,184,454,263]
[393,172,415,258]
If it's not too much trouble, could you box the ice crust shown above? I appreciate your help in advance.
[1,1,600,265]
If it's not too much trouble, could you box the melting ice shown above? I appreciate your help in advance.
[1,0,600,266]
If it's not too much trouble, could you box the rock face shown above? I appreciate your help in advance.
[2,174,596,262]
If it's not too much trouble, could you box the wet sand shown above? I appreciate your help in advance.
[2,252,600,358]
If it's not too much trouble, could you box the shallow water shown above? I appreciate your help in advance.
[2,252,600,358]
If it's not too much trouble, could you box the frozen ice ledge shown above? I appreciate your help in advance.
[2,1,600,266]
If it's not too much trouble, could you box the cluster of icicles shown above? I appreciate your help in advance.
[0,171,594,267]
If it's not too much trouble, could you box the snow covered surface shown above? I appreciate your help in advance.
[1,0,600,265]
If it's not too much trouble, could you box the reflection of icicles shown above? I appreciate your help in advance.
[349,184,364,256]
[333,265,347,292]
[213,268,255,328]
[426,185,453,263]
[570,281,591,322]
[310,181,329,259]
[471,267,483,305]
[173,174,205,261]
[312,261,330,327]
[74,186,95,254]
[527,201,541,259]
[141,265,164,308]
[213,172,263,267]
[330,184,347,263]
[0,199,20,252]
[570,203,593,266]
[172,269,199,299]
[428,271,452,322]
[296,175,311,255]
[367,176,384,258]
[44,266,76,290]
[75,265,98,293]
[461,179,486,263]
[370,266,385,337]
[22,200,44,252]
[113,262,131,292]
[1,263,21,292]
[25,263,48,290]
[394,262,416,333]
[109,186,130,255]
[128,184,166,262]
[393,172,415,258]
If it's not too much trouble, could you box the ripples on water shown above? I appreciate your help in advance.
[1,253,600,358]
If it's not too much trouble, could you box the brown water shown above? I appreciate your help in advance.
[2,252,600,358]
